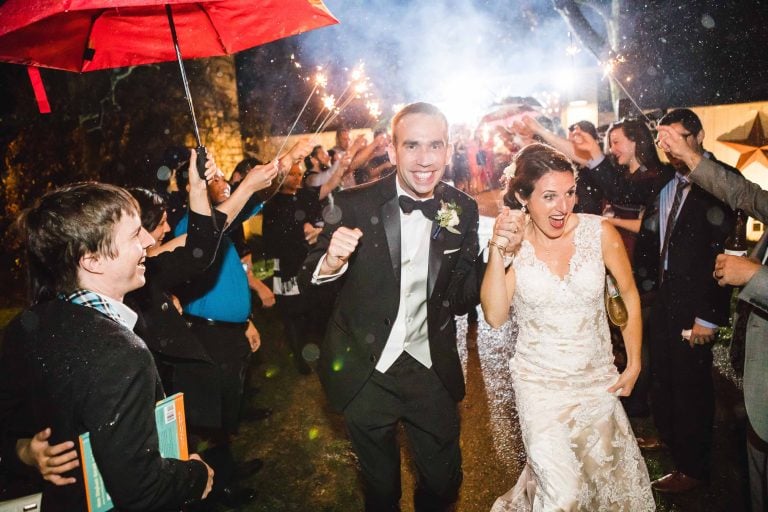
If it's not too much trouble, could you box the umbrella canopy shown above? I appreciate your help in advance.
[0,0,338,72]
[476,97,544,137]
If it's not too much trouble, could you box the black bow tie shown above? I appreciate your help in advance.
[399,195,438,220]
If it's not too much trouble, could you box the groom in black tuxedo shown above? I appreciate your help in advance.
[300,102,480,511]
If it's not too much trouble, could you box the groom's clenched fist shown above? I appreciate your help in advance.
[320,227,363,275]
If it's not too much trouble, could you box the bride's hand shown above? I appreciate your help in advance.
[607,365,641,397]
[491,207,525,254]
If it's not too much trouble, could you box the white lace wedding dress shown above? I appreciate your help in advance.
[491,214,655,511]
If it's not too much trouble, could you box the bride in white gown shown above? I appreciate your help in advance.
[481,143,655,511]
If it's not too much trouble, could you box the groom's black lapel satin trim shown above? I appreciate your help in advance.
[428,182,446,300]
[380,175,401,289]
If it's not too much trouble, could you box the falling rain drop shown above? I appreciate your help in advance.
[157,165,172,181]
[302,343,320,362]
[707,206,725,227]
[323,204,343,225]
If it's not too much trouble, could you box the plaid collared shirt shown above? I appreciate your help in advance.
[60,289,125,325]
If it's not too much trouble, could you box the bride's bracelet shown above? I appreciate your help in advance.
[487,238,508,256]
[488,239,514,267]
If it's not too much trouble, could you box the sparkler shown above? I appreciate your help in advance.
[273,67,328,161]
[264,67,329,202]
[366,100,381,119]
[602,53,652,124]
[313,62,368,136]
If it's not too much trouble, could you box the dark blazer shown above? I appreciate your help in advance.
[126,210,226,429]
[299,173,480,411]
[580,156,674,212]
[633,164,735,328]
[0,301,208,511]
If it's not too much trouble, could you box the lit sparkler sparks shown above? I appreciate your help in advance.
[601,53,651,123]
[313,61,370,135]
[366,100,381,119]
[314,70,328,89]
[322,94,336,110]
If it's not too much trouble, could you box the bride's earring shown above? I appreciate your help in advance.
[521,204,528,214]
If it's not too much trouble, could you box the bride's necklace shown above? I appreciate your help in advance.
[529,223,573,266]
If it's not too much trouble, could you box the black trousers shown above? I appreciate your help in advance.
[275,293,311,363]
[189,321,251,494]
[343,352,462,512]
[648,292,714,481]
[192,321,252,433]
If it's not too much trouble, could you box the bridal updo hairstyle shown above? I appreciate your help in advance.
[503,143,576,209]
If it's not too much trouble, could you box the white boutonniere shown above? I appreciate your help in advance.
[435,200,462,235]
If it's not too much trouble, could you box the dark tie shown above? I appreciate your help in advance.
[658,177,690,284]
[399,195,439,220]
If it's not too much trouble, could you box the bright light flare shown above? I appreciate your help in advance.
[602,59,615,78]
[350,63,366,82]
[366,101,381,118]
[322,94,335,110]
[315,71,328,88]
[354,81,370,96]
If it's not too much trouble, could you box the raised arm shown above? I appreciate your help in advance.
[319,153,352,200]
[480,207,525,327]
[217,138,314,224]
[515,115,588,166]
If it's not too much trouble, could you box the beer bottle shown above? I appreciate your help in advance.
[724,209,748,257]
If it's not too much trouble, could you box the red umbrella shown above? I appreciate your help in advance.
[0,0,338,158]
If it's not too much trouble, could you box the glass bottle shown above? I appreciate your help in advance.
[724,209,748,257]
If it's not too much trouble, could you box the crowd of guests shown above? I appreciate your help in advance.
[0,104,766,512]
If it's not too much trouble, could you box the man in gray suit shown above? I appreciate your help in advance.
[658,124,768,510]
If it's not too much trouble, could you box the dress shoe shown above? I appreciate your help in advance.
[212,485,258,508]
[240,407,273,422]
[235,457,264,478]
[651,471,701,493]
[636,435,665,451]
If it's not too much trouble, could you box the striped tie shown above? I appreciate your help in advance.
[658,178,690,285]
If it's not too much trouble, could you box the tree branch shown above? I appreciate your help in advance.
[552,0,612,61]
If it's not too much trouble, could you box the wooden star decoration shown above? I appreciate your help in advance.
[717,112,768,170]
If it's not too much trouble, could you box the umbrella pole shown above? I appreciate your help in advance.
[165,4,203,148]
[166,4,218,231]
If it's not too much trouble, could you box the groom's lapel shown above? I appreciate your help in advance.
[381,176,401,289]
[428,183,447,300]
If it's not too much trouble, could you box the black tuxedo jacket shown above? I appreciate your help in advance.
[299,173,480,411]
[0,301,208,511]
[633,160,736,329]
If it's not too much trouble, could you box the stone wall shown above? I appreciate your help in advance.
[188,56,244,176]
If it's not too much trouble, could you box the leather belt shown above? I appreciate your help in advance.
[182,314,248,329]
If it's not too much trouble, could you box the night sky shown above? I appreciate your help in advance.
[235,0,768,133]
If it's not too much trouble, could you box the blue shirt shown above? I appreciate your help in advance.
[174,203,262,322]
